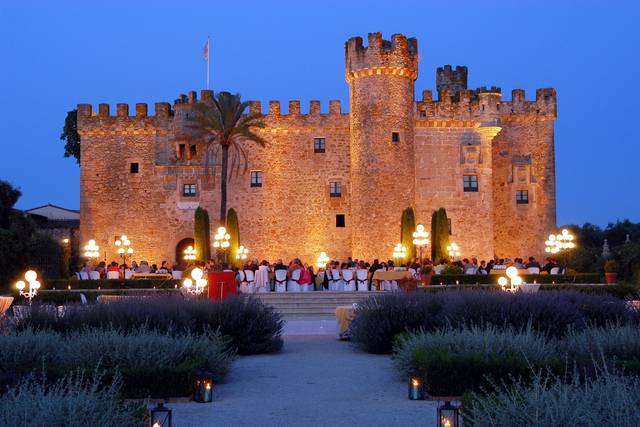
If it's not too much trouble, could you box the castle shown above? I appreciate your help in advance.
[77,32,557,265]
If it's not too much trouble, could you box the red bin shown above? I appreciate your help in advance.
[208,271,237,301]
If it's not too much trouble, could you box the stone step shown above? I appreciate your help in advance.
[253,291,375,319]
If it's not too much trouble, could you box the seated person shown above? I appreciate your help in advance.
[525,257,541,269]
[434,259,448,275]
[137,261,151,273]
[107,261,120,272]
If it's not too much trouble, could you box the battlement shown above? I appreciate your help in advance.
[436,65,468,101]
[345,32,418,81]
[246,99,345,118]
[417,88,557,120]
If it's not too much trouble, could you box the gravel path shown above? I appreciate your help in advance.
[171,333,437,426]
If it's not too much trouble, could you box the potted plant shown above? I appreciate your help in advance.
[604,259,618,284]
[420,265,433,286]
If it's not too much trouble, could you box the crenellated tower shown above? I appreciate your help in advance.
[345,32,418,260]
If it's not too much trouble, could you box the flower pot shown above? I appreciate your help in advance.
[604,272,617,284]
[420,273,433,286]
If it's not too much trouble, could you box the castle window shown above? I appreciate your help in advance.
[336,214,346,228]
[130,163,139,174]
[463,175,478,192]
[183,183,197,197]
[250,170,262,188]
[189,144,197,158]
[420,110,427,118]
[314,138,326,153]
[516,190,529,204]
[330,181,342,197]
[391,132,400,143]
[178,144,186,160]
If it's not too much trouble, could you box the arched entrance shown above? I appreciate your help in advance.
[175,238,195,264]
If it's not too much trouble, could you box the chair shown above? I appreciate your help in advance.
[464,268,477,275]
[237,270,250,294]
[244,269,256,293]
[550,267,560,275]
[342,269,356,292]
[80,293,88,305]
[172,270,183,280]
[356,269,369,292]
[89,271,100,280]
[274,269,287,292]
[124,269,133,279]
[106,271,119,280]
[287,269,301,292]
[330,269,343,291]
[79,271,89,280]
[408,268,418,279]
[527,267,540,275]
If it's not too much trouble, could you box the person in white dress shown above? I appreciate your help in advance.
[255,260,270,293]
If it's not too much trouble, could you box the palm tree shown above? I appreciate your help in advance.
[187,92,266,224]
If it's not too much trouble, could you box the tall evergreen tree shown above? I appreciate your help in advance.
[400,207,417,260]
[194,207,211,262]
[431,208,450,262]
[227,208,241,267]
[60,110,81,164]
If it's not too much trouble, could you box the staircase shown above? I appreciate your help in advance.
[255,291,376,319]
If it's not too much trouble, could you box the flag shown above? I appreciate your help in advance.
[203,39,209,61]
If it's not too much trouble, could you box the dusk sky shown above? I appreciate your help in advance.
[1,0,638,227]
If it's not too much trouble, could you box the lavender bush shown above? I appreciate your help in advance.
[18,295,284,355]
[567,322,640,362]
[0,370,144,427]
[464,368,640,427]
[350,290,636,354]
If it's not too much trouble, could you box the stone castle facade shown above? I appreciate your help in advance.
[77,32,557,265]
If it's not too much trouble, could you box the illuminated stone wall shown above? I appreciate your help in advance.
[77,33,556,265]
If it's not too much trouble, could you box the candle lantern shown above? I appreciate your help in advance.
[193,370,215,403]
[408,373,426,400]
[437,401,460,427]
[149,402,172,427]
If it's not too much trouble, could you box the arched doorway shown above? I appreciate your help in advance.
[175,238,195,264]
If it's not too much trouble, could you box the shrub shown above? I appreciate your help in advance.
[0,370,145,426]
[566,323,640,362]
[393,325,558,396]
[350,290,636,354]
[463,368,640,427]
[17,295,284,355]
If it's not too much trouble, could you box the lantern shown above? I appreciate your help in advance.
[193,370,214,403]
[437,401,459,427]
[408,373,426,400]
[149,402,172,427]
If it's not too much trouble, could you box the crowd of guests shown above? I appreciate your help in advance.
[78,254,564,291]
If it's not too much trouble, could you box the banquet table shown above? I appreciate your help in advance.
[0,296,13,317]
[371,270,411,281]
[335,305,356,339]
[131,273,172,280]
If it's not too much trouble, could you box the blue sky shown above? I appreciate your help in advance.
[0,0,638,226]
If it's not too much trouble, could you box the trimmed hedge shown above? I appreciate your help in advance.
[428,273,601,285]
[44,278,180,290]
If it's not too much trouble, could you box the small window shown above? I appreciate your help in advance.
[330,181,342,197]
[130,163,139,173]
[391,132,400,143]
[250,171,262,188]
[420,110,427,118]
[178,144,186,160]
[183,183,197,197]
[314,138,326,153]
[189,144,197,158]
[336,214,345,228]
[463,175,478,192]
[516,190,529,204]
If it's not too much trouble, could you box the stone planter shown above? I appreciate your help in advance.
[420,273,433,286]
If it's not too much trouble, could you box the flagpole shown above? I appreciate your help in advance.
[207,36,211,90]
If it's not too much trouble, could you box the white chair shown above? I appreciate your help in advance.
[172,270,183,280]
[550,267,560,275]
[356,269,369,292]
[527,267,540,275]
[342,269,356,292]
[238,270,248,293]
[89,271,100,280]
[244,269,256,293]
[288,269,301,292]
[382,269,397,292]
[464,267,476,275]
[330,269,343,291]
[106,271,119,280]
[79,271,89,280]
[124,269,133,279]
[80,293,88,305]
[408,268,418,279]
[274,269,287,292]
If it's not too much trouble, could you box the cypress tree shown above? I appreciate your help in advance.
[400,207,417,260]
[227,208,241,267]
[431,208,450,262]
[194,207,211,262]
